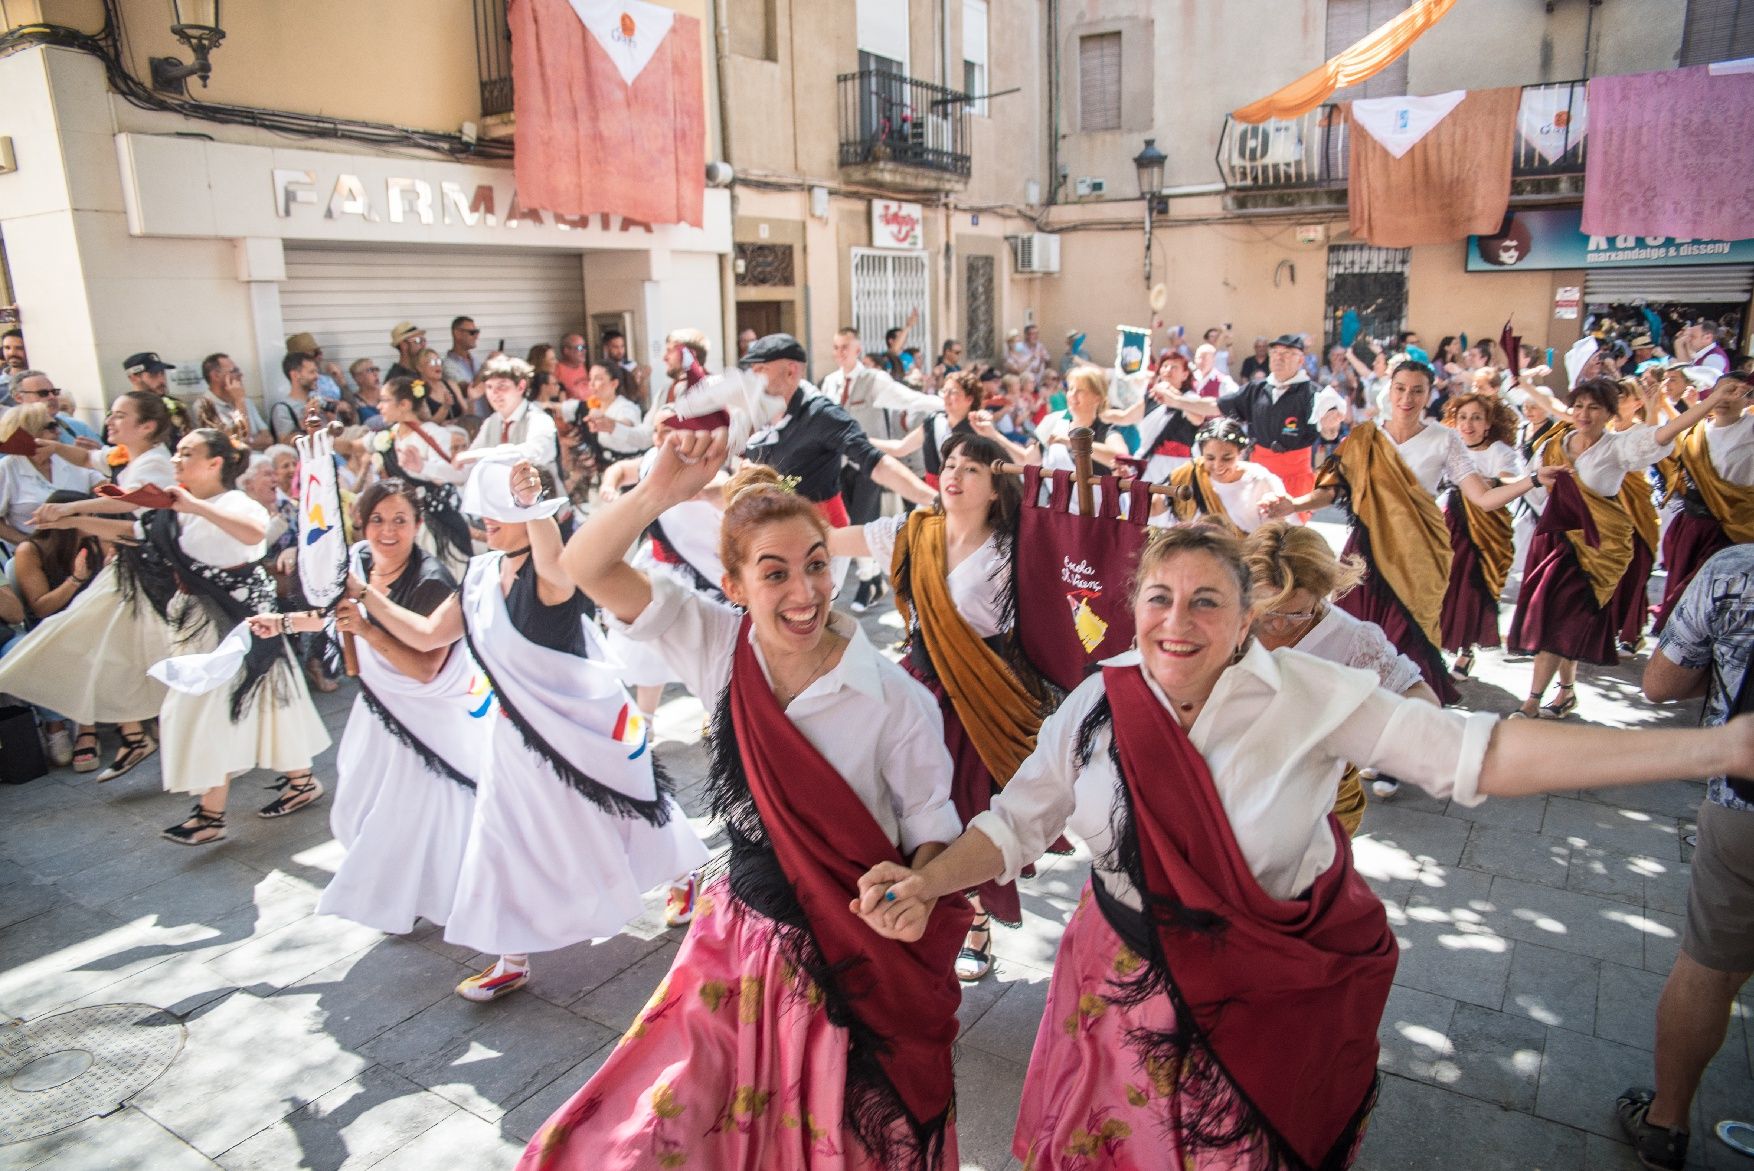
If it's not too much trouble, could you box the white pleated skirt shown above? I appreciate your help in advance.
[0,564,171,724]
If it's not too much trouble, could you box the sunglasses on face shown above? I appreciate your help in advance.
[461,328,480,336]
[17,387,57,399]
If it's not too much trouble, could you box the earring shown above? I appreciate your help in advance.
[1230,639,1249,665]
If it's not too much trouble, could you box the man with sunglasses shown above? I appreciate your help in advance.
[555,331,591,401]
[443,315,481,386]
[11,371,100,443]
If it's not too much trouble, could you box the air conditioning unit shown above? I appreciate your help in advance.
[1008,233,1061,275]
[1229,122,1303,166]
[1073,176,1106,197]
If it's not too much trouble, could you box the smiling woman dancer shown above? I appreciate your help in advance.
[1649,370,1753,633]
[829,431,1048,983]
[1437,391,1524,680]
[522,429,969,1171]
[1163,417,1294,534]
[255,478,485,934]
[1507,376,1734,719]
[855,523,1753,1171]
[0,390,180,779]
[1265,360,1553,705]
[360,460,706,1002]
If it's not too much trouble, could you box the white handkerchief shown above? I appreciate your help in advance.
[567,0,676,87]
[148,621,253,695]
[1351,91,1468,159]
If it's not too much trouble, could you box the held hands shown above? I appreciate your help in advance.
[849,861,937,942]
[1258,493,1295,519]
[1533,465,1562,490]
[28,501,69,529]
[641,428,727,508]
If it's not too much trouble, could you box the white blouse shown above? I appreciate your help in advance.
[394,422,468,485]
[970,643,1497,905]
[863,514,1008,638]
[171,489,270,567]
[599,396,650,455]
[1207,462,1290,534]
[1464,440,1523,482]
[1390,423,1481,497]
[81,444,176,491]
[613,574,962,853]
[1563,424,1672,497]
[1702,414,1754,484]
[1294,604,1426,695]
[0,454,105,534]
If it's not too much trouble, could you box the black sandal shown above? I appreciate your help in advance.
[955,913,994,982]
[97,733,157,783]
[258,773,325,818]
[162,803,227,846]
[1450,650,1474,680]
[1540,682,1578,719]
[1615,1087,1687,1170]
[71,730,101,774]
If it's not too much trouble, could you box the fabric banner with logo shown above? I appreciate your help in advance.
[296,429,349,607]
[1346,86,1519,247]
[510,0,706,228]
[1517,86,1587,163]
[1015,467,1151,692]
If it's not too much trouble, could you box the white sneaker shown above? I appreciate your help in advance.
[44,727,73,768]
[1370,778,1400,799]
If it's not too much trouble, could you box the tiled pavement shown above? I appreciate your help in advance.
[2,542,1752,1170]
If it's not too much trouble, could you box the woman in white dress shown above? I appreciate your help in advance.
[364,460,705,1001]
[1162,417,1296,534]
[375,376,473,579]
[1265,360,1554,706]
[0,391,180,779]
[1244,520,1437,826]
[1035,366,1130,474]
[584,362,654,463]
[255,478,487,933]
[118,429,331,844]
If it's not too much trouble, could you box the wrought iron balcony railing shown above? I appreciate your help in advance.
[1214,80,1589,192]
[475,0,513,119]
[838,69,973,178]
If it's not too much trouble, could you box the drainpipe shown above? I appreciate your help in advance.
[713,0,737,360]
[1045,0,1059,206]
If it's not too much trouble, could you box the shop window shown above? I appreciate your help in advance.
[730,0,778,61]
[852,249,930,361]
[1680,0,1754,64]
[1324,244,1410,352]
[1324,0,1409,101]
[965,255,996,362]
[1078,33,1122,132]
[963,0,989,116]
[735,243,796,288]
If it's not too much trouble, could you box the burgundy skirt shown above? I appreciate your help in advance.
[1650,511,1732,635]
[901,659,1022,927]
[1336,527,1460,705]
[1610,536,1656,647]
[1439,498,1501,653]
[1506,530,1620,666]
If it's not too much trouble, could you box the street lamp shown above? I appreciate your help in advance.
[150,0,226,95]
[1132,137,1167,288]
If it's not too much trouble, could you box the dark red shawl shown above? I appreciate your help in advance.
[1104,664,1397,1169]
[728,619,971,1165]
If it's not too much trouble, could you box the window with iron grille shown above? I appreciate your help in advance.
[474,0,513,118]
[1325,244,1411,351]
[852,249,931,362]
[1079,33,1122,132]
[1681,0,1754,64]
[735,244,796,288]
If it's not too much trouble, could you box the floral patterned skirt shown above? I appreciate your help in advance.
[519,877,957,1171]
[1016,885,1361,1170]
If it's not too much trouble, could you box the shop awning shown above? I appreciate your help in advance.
[1232,0,1460,124]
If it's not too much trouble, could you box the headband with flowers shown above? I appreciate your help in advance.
[410,379,427,399]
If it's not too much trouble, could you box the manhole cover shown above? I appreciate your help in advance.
[0,1004,185,1144]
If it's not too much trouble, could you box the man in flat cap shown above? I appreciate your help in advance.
[1175,333,1322,501]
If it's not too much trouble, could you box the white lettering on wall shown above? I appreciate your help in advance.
[440,181,497,227]
[274,169,318,217]
[272,169,658,235]
[326,175,379,222]
[387,178,435,225]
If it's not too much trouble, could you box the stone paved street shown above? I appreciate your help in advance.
[2,533,1752,1170]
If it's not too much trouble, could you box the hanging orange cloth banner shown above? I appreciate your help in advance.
[1232,0,1460,124]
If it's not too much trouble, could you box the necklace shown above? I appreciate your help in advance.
[772,634,841,708]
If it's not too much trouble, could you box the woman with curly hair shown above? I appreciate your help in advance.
[1439,391,1524,678]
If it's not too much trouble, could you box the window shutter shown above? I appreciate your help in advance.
[1681,0,1754,65]
[1325,0,1410,101]
[1079,32,1122,132]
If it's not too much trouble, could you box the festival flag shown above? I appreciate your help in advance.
[1501,319,1522,381]
[509,0,706,227]
[296,430,349,606]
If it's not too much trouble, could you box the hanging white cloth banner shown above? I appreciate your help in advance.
[296,429,348,607]
[148,621,253,695]
[565,0,677,86]
[1517,85,1588,163]
[1351,90,1468,159]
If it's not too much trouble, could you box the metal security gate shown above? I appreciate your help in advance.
[851,248,930,358]
[1325,244,1411,350]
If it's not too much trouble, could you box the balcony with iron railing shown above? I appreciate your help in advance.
[475,0,514,135]
[837,69,973,193]
[1214,80,1588,207]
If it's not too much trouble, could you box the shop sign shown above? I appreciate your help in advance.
[1468,208,1754,272]
[274,170,655,235]
[871,199,923,250]
[1553,286,1581,320]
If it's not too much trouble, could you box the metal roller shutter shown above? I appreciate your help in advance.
[1583,265,1754,305]
[280,244,587,375]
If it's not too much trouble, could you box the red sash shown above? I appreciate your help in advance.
[727,620,970,1146]
[1104,664,1396,1168]
[813,494,849,527]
